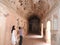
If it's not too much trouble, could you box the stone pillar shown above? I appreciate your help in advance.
[46,21,51,45]
[56,8,60,45]
[0,15,6,45]
[41,23,43,38]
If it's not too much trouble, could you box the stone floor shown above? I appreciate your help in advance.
[22,35,50,45]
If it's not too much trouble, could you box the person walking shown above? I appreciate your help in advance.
[11,25,17,45]
[19,27,23,45]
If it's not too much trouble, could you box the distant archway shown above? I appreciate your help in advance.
[28,15,41,35]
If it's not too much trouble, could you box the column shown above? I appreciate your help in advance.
[41,23,43,38]
[0,15,6,45]
[46,21,51,45]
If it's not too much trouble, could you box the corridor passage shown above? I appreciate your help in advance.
[0,0,60,45]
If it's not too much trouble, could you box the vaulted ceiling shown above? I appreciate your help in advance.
[0,0,60,19]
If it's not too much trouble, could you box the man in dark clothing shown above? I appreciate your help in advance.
[19,27,23,45]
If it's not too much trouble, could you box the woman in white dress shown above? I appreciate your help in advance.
[11,26,17,45]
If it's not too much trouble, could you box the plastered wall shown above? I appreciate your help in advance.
[41,5,60,45]
[5,8,28,45]
[0,3,28,45]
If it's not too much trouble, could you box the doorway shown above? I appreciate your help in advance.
[28,15,41,35]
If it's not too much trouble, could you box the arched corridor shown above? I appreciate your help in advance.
[28,15,41,35]
[0,0,60,45]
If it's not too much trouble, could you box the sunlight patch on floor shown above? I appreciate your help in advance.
[26,35,43,38]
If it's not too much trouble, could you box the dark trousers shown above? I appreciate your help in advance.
[19,36,23,45]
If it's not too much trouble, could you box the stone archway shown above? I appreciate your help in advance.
[28,15,41,35]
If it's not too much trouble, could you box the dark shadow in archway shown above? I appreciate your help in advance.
[28,15,41,35]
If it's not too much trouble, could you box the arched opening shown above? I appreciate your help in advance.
[28,15,41,35]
